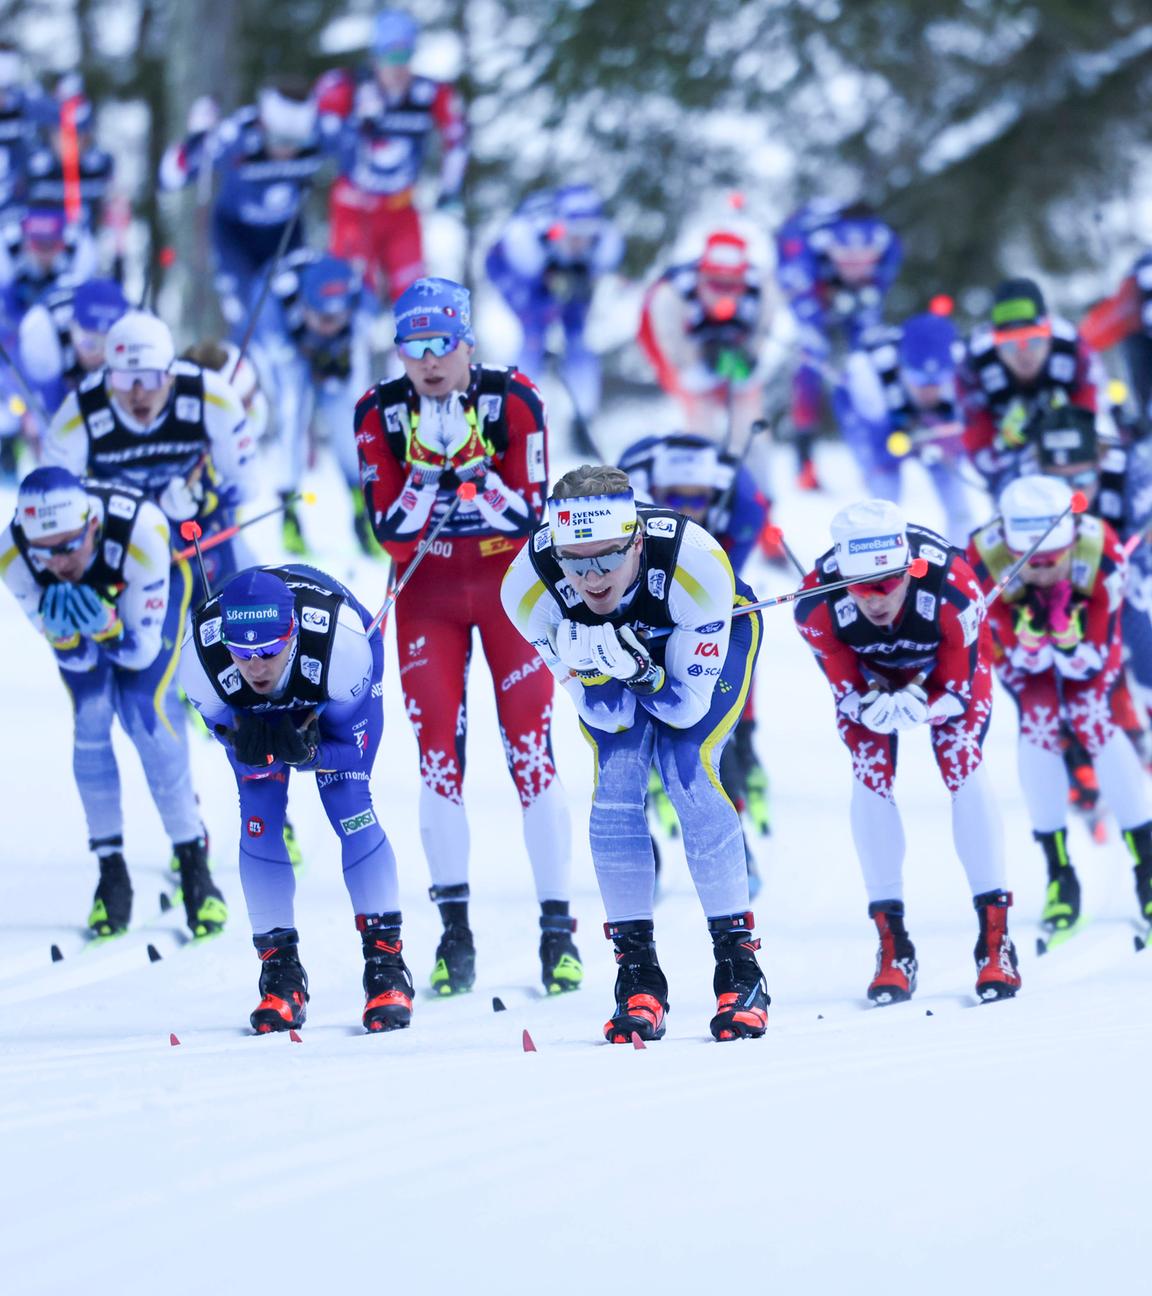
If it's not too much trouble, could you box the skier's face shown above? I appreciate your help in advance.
[26,515,98,583]
[399,332,474,397]
[108,372,175,425]
[849,572,910,626]
[303,306,349,337]
[1017,547,1071,590]
[555,534,643,615]
[374,55,413,98]
[230,639,295,693]
[994,324,1051,384]
[70,323,108,371]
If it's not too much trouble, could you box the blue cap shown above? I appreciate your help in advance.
[555,184,603,224]
[373,9,419,55]
[22,208,66,246]
[73,278,128,333]
[299,255,359,315]
[393,276,474,346]
[218,569,297,648]
[16,465,90,539]
[898,313,958,386]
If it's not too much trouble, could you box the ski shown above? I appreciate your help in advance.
[1035,918,1087,956]
[1133,921,1152,953]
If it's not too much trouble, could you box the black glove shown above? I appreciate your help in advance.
[217,714,277,766]
[270,713,319,767]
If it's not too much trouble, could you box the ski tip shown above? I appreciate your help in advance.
[147,943,162,964]
[158,892,173,912]
[50,943,63,963]
[289,1029,303,1044]
[169,1033,180,1046]
[816,1013,823,1020]
[1134,934,1147,954]
[630,1030,646,1050]
[1035,937,1048,957]
[492,996,506,1013]
[925,1009,934,1017]
[522,1029,536,1053]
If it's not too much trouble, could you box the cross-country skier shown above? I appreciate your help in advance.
[501,464,771,1043]
[967,475,1152,943]
[18,275,127,417]
[23,83,114,232]
[0,466,225,939]
[354,275,579,997]
[793,498,1021,1003]
[180,564,412,1034]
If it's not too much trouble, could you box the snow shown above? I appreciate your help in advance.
[2,420,1150,1295]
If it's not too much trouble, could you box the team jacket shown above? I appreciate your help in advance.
[22,144,114,227]
[794,524,989,719]
[502,510,749,733]
[0,481,172,673]
[353,364,548,561]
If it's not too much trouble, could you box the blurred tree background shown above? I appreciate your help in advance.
[4,0,1152,336]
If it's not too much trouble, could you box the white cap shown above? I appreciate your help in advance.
[999,474,1074,554]
[651,440,719,491]
[16,466,90,539]
[831,499,909,577]
[105,311,175,374]
[258,88,317,144]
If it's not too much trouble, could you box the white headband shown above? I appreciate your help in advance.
[549,492,638,548]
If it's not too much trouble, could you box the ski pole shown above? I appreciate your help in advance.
[367,482,477,637]
[171,492,316,560]
[731,557,929,617]
[758,523,807,579]
[544,347,601,460]
[230,202,304,381]
[984,490,1089,608]
[178,520,212,596]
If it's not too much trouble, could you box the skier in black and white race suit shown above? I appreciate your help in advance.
[501,463,770,1044]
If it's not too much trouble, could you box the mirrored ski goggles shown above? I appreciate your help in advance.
[223,620,297,660]
[554,541,635,578]
[849,572,908,596]
[992,323,1051,356]
[108,368,168,391]
[397,335,463,360]
[26,525,90,558]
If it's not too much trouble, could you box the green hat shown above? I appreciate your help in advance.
[991,278,1046,329]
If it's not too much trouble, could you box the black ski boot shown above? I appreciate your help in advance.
[1036,828,1081,933]
[173,836,228,938]
[88,840,132,938]
[429,883,475,995]
[708,912,769,1041]
[603,919,669,1043]
[540,903,583,994]
[1123,822,1152,925]
[250,928,309,1033]
[974,890,1022,1001]
[867,900,918,1004]
[358,912,414,1032]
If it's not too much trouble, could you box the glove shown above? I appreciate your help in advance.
[552,619,598,673]
[997,399,1031,450]
[270,713,319,768]
[584,623,648,682]
[68,584,121,640]
[450,452,491,486]
[1052,641,1103,681]
[1045,580,1083,650]
[157,475,204,522]
[1013,605,1047,654]
[39,584,80,639]
[712,347,753,384]
[859,684,928,734]
[418,393,474,459]
[219,714,277,767]
[407,459,445,490]
[187,94,219,134]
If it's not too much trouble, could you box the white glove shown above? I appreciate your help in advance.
[859,684,928,734]
[552,619,598,673]
[472,468,529,533]
[585,623,646,682]
[157,475,204,522]
[187,95,220,135]
[419,392,473,458]
[1052,642,1103,681]
[1007,642,1054,675]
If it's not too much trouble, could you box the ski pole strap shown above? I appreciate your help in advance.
[731,557,929,618]
[985,490,1088,609]
[367,483,477,637]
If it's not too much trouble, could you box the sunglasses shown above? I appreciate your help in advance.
[397,335,463,360]
[849,573,908,596]
[1023,547,1071,569]
[27,525,90,558]
[108,369,168,391]
[224,622,296,660]
[993,324,1051,354]
[555,541,635,578]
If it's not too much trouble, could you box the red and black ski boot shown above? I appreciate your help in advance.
[250,928,309,1033]
[974,890,1022,1001]
[358,912,414,1032]
[867,900,918,1005]
[708,912,769,1041]
[603,919,668,1043]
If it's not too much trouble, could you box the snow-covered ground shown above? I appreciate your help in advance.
[1,414,1150,1296]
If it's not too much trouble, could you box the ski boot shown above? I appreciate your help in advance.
[172,836,228,938]
[867,900,918,1005]
[429,883,475,995]
[603,919,669,1043]
[1123,821,1152,928]
[283,819,304,877]
[708,912,769,1041]
[974,890,1022,1001]
[88,843,133,939]
[281,494,308,556]
[358,913,414,1032]
[540,905,583,994]
[251,928,309,1033]
[1036,828,1081,939]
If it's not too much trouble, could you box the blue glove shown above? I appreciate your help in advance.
[68,584,115,636]
[39,584,77,638]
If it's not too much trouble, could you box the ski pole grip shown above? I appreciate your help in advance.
[180,521,203,543]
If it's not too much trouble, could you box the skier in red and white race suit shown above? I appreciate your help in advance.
[353,275,578,996]
[967,474,1152,943]
[316,9,467,303]
[793,499,1022,1003]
